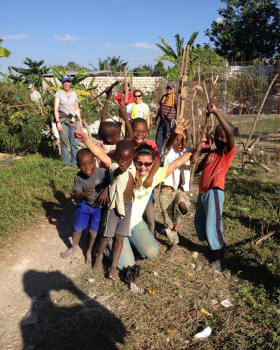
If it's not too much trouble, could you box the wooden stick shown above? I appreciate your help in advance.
[242,73,278,169]
[124,68,128,105]
[190,113,210,184]
[82,119,92,139]
[255,231,276,245]
[175,51,185,121]
[178,45,190,123]
[92,80,120,100]
[244,74,278,151]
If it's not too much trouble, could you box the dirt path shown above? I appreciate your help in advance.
[0,199,86,349]
[0,187,206,350]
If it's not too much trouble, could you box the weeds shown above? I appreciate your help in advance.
[0,155,76,245]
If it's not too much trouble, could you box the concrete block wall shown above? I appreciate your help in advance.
[43,76,168,95]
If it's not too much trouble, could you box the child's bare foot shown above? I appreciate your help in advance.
[166,244,177,254]
[92,254,103,272]
[109,265,117,281]
[60,246,77,259]
[86,251,92,265]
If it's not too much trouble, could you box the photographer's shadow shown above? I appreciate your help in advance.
[40,179,77,249]
[21,270,126,349]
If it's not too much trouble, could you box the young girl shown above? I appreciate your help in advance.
[160,125,192,253]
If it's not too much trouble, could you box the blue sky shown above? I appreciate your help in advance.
[0,0,225,74]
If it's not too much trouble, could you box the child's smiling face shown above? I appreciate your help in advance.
[173,134,186,153]
[133,121,148,146]
[78,153,95,177]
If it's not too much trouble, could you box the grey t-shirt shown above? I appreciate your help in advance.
[55,89,78,115]
[30,91,41,105]
[74,168,110,208]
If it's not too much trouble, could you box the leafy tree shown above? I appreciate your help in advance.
[92,56,129,72]
[131,65,153,76]
[205,0,280,60]
[9,57,49,88]
[53,61,88,72]
[153,61,167,77]
[0,39,11,58]
[190,44,224,77]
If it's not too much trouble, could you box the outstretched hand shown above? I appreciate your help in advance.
[174,118,190,139]
[74,130,86,143]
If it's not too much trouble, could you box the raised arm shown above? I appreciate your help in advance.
[101,87,113,123]
[119,104,134,141]
[165,151,193,179]
[208,104,234,151]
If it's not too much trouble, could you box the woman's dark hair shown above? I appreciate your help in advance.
[133,89,143,97]
[135,144,155,161]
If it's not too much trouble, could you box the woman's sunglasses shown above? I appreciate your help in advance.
[135,161,153,167]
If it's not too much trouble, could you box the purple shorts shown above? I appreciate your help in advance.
[103,202,132,238]
[74,201,102,232]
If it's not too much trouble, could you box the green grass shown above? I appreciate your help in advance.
[0,154,77,245]
[2,153,280,349]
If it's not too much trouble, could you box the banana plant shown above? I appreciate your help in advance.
[0,39,11,58]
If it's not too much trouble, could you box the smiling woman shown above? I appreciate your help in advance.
[104,144,193,269]
[126,90,150,128]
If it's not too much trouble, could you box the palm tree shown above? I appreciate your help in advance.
[90,56,129,72]
[154,32,199,65]
[154,33,199,81]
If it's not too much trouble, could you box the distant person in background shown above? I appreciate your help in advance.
[113,82,135,108]
[155,84,177,156]
[28,84,43,112]
[54,75,83,167]
[113,83,135,135]
[126,90,150,128]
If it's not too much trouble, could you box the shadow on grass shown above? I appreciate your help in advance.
[21,270,126,349]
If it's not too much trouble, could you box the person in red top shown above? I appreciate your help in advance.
[131,118,161,236]
[113,83,135,107]
[193,103,235,271]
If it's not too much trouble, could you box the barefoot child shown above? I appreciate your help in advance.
[93,140,136,279]
[193,104,235,271]
[60,148,110,264]
[160,125,192,253]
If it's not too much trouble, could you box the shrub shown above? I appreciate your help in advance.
[0,83,46,154]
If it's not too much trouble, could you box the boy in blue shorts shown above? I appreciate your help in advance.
[193,103,236,271]
[60,148,110,264]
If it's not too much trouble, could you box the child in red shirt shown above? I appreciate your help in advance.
[194,104,235,271]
